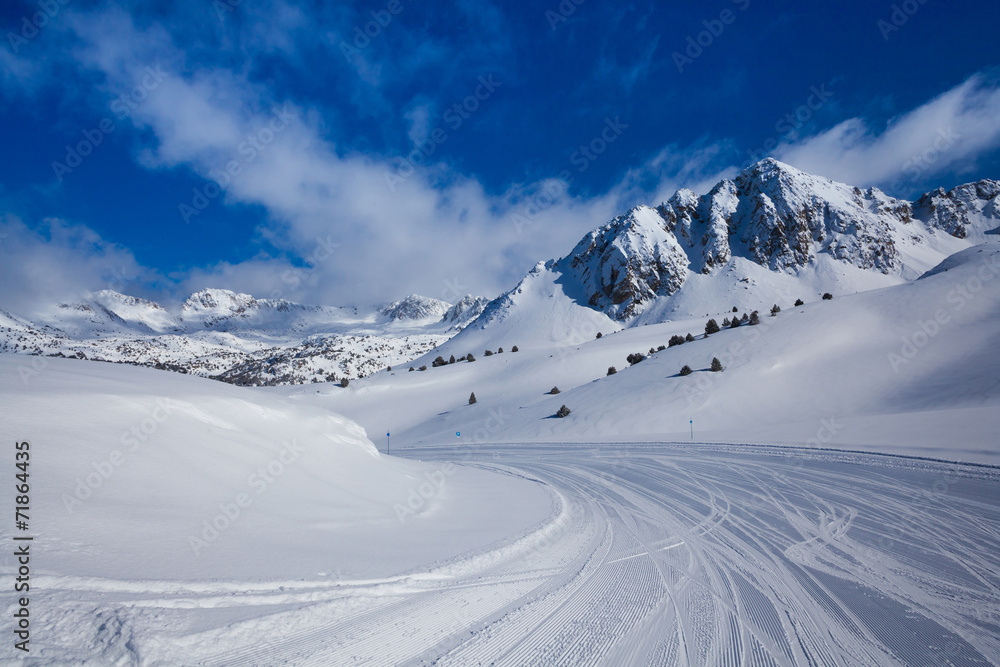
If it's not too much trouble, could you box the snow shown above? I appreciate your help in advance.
[1,162,999,664]
[291,242,1000,465]
[5,408,996,663]
[0,355,555,663]
[4,289,492,384]
[438,261,621,354]
[1,357,551,577]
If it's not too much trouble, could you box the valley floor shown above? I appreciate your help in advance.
[10,442,999,665]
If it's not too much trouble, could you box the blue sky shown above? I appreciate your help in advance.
[1,0,999,314]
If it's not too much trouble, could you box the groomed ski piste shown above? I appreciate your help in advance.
[2,245,1000,665]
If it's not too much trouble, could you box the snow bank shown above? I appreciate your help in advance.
[0,357,552,582]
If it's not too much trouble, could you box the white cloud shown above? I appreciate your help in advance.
[403,101,433,147]
[49,9,643,307]
[6,5,1000,315]
[774,74,1000,193]
[0,216,157,317]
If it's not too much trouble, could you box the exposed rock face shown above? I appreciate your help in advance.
[379,294,451,322]
[442,295,491,326]
[557,158,998,320]
[563,206,689,319]
[915,180,1000,239]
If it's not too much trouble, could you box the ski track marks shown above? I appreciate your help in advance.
[10,444,1000,666]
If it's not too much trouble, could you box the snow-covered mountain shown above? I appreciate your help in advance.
[2,289,490,384]
[566,159,997,321]
[448,160,998,357]
[3,159,998,385]
[380,294,451,322]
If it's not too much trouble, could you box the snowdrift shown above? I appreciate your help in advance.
[0,357,551,582]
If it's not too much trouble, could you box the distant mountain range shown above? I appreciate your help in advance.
[0,290,490,385]
[2,159,997,384]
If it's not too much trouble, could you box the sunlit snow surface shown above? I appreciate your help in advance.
[1,243,999,664]
[5,439,997,664]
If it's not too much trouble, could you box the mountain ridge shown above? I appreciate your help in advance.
[2,288,490,384]
[2,159,997,384]
[554,159,999,321]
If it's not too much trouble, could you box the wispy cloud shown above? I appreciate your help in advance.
[2,2,999,314]
[403,101,434,147]
[774,73,1000,194]
[0,216,158,317]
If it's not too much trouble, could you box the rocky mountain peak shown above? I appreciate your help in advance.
[182,288,258,314]
[561,205,688,319]
[555,159,999,320]
[443,295,491,325]
[380,294,451,321]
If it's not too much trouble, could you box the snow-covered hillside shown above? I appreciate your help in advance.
[2,164,998,665]
[285,241,1000,464]
[0,355,553,663]
[6,352,996,664]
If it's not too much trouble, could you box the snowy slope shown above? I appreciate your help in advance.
[0,355,554,663]
[0,355,551,578]
[4,356,996,664]
[429,261,622,356]
[285,241,1000,464]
